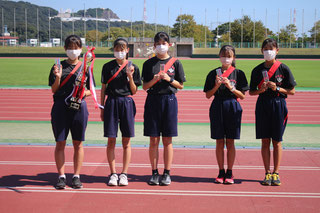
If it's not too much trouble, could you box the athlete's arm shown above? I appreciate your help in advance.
[206,75,222,99]
[249,82,267,96]
[142,74,161,90]
[127,66,137,95]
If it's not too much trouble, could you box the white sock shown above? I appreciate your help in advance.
[59,175,66,179]
[73,174,80,178]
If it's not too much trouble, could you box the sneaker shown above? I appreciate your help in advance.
[272,173,281,186]
[148,173,160,185]
[215,169,225,184]
[119,173,128,186]
[160,173,171,186]
[224,170,234,184]
[261,173,272,186]
[55,177,66,189]
[108,173,118,186]
[71,176,83,189]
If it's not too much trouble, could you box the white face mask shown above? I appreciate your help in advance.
[114,51,127,60]
[66,49,82,60]
[263,50,277,61]
[155,44,169,55]
[220,57,233,65]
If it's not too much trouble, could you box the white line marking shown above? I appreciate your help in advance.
[0,186,319,198]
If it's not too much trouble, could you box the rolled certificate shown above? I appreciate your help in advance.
[262,71,269,82]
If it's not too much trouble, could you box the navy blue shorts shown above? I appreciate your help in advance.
[255,96,288,142]
[209,97,242,139]
[144,94,178,137]
[104,96,136,138]
[51,99,89,142]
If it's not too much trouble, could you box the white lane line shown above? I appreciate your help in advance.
[0,187,319,198]
[0,161,319,171]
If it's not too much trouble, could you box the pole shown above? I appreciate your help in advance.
[229,9,231,45]
[204,9,207,48]
[277,8,280,43]
[49,8,50,43]
[37,8,39,46]
[302,9,304,48]
[25,8,27,45]
[96,8,98,46]
[179,8,182,41]
[265,8,267,37]
[14,8,16,45]
[290,8,292,48]
[315,9,317,47]
[130,7,133,40]
[72,9,74,34]
[253,9,255,48]
[2,7,4,46]
[155,1,157,33]
[167,7,170,35]
[241,8,243,48]
[108,11,110,43]
[84,4,86,40]
[60,16,62,46]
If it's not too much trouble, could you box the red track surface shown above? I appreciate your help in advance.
[0,146,320,212]
[0,89,320,124]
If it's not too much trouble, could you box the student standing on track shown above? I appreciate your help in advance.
[100,38,141,186]
[249,38,296,186]
[142,32,186,186]
[203,45,249,184]
[49,35,91,189]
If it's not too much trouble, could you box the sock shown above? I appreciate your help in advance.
[152,169,159,175]
[164,169,170,175]
[59,174,66,179]
[73,174,80,179]
[218,169,225,177]
[226,170,233,178]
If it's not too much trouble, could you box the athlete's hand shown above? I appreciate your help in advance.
[259,82,268,93]
[100,109,104,122]
[215,75,222,87]
[160,72,171,82]
[53,64,62,78]
[153,74,161,81]
[126,65,134,79]
[267,81,277,91]
[222,77,233,90]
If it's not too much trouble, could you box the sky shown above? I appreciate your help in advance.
[12,0,320,36]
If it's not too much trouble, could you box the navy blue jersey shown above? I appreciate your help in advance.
[203,67,249,98]
[250,62,297,98]
[101,59,142,97]
[49,60,90,101]
[142,56,186,95]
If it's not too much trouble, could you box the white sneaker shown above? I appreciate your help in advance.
[119,173,128,186]
[108,174,118,186]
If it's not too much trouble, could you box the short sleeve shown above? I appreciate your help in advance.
[282,64,297,89]
[48,64,56,86]
[203,71,215,92]
[142,61,152,82]
[174,60,186,83]
[133,64,142,87]
[249,67,260,91]
[236,70,249,91]
[101,64,109,84]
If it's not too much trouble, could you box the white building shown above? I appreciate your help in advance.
[27,39,38,47]
[50,38,61,47]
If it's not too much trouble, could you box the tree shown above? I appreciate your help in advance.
[278,24,298,43]
[86,30,104,42]
[309,20,320,43]
[171,14,197,38]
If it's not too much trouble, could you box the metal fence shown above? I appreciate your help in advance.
[194,42,320,48]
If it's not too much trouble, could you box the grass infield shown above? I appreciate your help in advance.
[0,58,320,87]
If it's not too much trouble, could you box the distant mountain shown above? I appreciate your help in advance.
[0,0,167,43]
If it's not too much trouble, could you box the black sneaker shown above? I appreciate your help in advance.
[148,173,160,185]
[55,177,66,189]
[72,176,83,189]
[160,173,171,186]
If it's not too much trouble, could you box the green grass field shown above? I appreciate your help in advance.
[0,58,319,87]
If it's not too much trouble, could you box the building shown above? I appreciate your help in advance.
[0,25,18,46]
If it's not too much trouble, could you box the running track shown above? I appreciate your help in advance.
[0,146,320,212]
[0,89,320,124]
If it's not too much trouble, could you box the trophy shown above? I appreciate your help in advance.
[160,64,165,73]
[68,49,94,111]
[262,71,269,82]
[216,69,222,78]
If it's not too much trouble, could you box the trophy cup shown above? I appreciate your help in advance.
[262,71,269,82]
[216,69,222,78]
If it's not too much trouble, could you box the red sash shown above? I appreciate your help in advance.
[107,61,129,84]
[221,66,235,78]
[258,61,282,89]
[155,57,177,83]
[59,61,82,88]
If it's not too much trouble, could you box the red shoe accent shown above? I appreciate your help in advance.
[215,177,224,184]
[224,177,234,184]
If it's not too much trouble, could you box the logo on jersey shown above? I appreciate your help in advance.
[167,66,175,76]
[275,74,284,86]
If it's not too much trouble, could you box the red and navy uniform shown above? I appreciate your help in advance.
[49,60,91,142]
[204,67,249,139]
[142,56,186,137]
[250,62,296,141]
[101,59,141,138]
